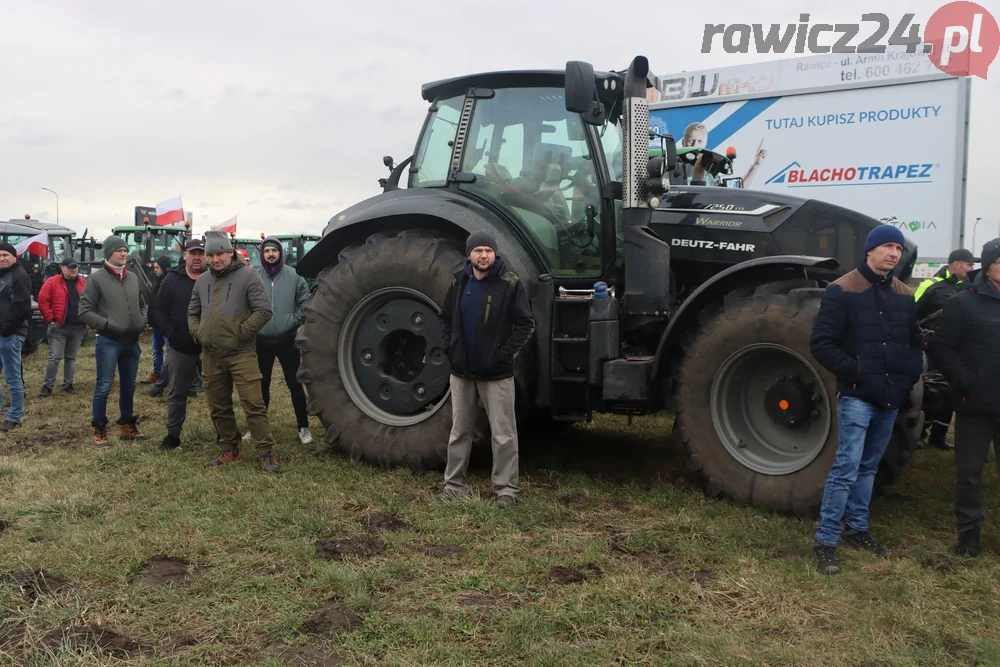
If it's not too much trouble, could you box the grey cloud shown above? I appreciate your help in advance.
[8,132,68,147]
[279,200,329,210]
[164,88,190,102]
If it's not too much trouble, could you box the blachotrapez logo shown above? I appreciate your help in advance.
[765,161,938,187]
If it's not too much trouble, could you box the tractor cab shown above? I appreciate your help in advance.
[111,223,191,304]
[234,238,262,268]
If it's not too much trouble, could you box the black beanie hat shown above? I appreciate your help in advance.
[0,242,17,257]
[466,231,497,256]
[981,238,1000,270]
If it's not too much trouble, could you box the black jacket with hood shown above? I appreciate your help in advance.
[439,256,535,380]
[0,262,31,338]
[928,268,1000,418]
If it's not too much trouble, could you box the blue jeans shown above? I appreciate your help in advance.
[815,396,898,546]
[92,335,141,426]
[0,334,25,423]
[151,328,165,375]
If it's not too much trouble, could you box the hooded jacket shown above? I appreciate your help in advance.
[928,269,1000,418]
[439,256,535,380]
[0,262,31,338]
[187,254,272,356]
[810,259,923,409]
[255,237,310,340]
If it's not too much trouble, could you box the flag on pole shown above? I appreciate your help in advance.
[211,216,237,234]
[14,232,49,258]
[155,195,185,226]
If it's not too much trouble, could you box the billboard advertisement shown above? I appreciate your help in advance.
[649,47,970,263]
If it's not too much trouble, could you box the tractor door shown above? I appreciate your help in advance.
[452,86,623,421]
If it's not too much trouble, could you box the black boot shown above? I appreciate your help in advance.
[159,434,181,451]
[814,545,840,575]
[955,527,981,557]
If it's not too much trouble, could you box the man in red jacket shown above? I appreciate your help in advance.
[37,257,87,396]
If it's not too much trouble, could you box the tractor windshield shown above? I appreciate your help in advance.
[50,235,73,262]
[152,230,185,266]
[410,95,463,188]
[457,86,605,277]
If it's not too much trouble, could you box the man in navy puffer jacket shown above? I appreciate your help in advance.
[808,225,923,574]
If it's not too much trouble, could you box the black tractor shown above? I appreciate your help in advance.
[295,55,925,518]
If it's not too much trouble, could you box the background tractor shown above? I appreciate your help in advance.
[294,56,925,518]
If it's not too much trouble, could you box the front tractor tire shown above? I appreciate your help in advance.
[296,230,466,472]
[672,280,922,518]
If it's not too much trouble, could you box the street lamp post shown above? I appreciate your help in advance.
[41,187,58,225]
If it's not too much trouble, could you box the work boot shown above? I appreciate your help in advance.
[92,424,109,448]
[141,373,159,385]
[814,545,840,574]
[840,528,888,557]
[496,495,517,509]
[205,450,242,467]
[38,386,53,397]
[259,453,281,473]
[955,527,981,557]
[929,438,954,451]
[0,420,22,432]
[119,420,148,440]
[435,487,469,502]
[147,387,164,398]
[62,384,78,395]
[160,434,181,451]
[298,427,313,445]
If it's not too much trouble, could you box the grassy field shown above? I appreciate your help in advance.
[2,332,1000,666]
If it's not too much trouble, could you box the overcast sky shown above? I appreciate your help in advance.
[2,0,997,252]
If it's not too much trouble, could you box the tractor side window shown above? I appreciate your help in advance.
[410,95,462,188]
[458,87,603,277]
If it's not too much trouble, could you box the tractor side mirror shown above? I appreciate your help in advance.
[564,61,605,126]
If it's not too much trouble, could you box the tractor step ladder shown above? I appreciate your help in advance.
[549,290,593,422]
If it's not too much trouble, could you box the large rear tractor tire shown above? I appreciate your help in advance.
[672,280,923,518]
[296,229,465,472]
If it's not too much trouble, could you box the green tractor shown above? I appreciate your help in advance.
[294,56,926,517]
[109,208,192,304]
[234,237,263,268]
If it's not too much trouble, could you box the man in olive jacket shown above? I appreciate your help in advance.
[188,231,278,472]
[79,235,149,447]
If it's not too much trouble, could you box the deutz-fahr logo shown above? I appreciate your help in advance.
[765,160,938,186]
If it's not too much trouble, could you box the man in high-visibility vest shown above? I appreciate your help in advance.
[916,248,977,449]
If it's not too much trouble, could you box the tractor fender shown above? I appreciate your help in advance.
[651,255,841,381]
[296,188,545,283]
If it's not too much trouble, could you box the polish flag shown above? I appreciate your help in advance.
[14,232,49,258]
[155,195,185,226]
[211,216,237,234]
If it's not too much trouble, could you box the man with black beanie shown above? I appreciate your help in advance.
[929,238,1000,557]
[808,224,923,574]
[0,241,32,431]
[436,230,535,508]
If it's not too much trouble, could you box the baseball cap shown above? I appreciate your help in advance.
[60,257,78,268]
[183,238,206,251]
[948,248,977,263]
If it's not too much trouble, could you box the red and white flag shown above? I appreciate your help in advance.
[14,232,49,258]
[155,195,185,226]
[211,216,237,234]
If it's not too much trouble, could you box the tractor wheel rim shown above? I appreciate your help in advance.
[710,343,831,475]
[338,287,450,427]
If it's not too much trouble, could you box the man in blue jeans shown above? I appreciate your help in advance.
[809,225,923,574]
[79,235,150,447]
[0,242,32,431]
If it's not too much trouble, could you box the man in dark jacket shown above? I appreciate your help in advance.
[250,237,313,445]
[79,235,149,447]
[436,231,535,508]
[808,225,923,574]
[153,239,206,451]
[37,257,86,396]
[915,248,977,450]
[0,242,32,431]
[928,238,1000,557]
[144,255,172,387]
[188,231,278,472]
